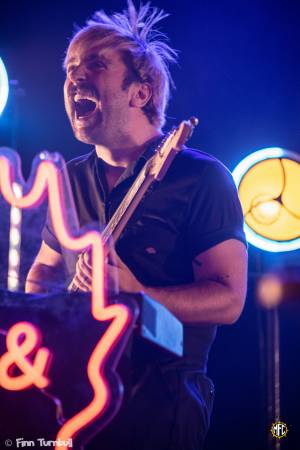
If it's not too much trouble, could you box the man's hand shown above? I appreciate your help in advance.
[107,248,144,293]
[72,248,144,294]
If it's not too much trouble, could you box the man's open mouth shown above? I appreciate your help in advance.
[74,96,98,119]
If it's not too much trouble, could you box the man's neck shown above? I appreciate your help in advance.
[96,129,162,193]
[95,126,161,168]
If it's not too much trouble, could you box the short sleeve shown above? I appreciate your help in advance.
[41,211,62,253]
[41,151,95,255]
[186,159,247,258]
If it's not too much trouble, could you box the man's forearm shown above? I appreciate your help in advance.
[25,263,63,293]
[143,279,245,325]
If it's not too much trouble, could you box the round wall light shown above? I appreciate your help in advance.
[232,147,300,252]
[0,57,9,116]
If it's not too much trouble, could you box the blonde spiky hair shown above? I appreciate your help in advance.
[66,1,177,127]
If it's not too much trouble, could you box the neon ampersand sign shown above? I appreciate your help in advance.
[0,148,134,450]
[0,321,52,390]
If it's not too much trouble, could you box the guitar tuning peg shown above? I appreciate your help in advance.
[189,117,199,127]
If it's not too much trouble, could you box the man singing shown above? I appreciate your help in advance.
[26,2,248,449]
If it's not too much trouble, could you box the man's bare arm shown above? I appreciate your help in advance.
[25,241,64,293]
[143,239,248,324]
[72,238,248,325]
[104,239,247,325]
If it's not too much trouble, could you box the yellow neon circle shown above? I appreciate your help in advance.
[233,148,300,251]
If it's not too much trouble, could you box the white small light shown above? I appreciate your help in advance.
[11,207,22,224]
[9,228,21,246]
[8,277,19,291]
[8,269,18,281]
[9,248,20,267]
[8,183,22,292]
[39,151,47,160]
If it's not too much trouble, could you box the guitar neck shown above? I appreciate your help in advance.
[101,158,155,250]
[100,118,198,250]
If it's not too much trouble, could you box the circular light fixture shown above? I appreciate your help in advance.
[232,147,300,252]
[0,57,9,115]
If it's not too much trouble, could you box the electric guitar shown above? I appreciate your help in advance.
[68,117,199,291]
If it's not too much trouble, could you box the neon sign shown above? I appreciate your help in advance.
[0,321,52,390]
[0,148,135,449]
[232,147,300,252]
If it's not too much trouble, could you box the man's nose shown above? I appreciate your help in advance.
[69,64,88,84]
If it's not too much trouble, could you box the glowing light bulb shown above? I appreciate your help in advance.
[252,200,281,224]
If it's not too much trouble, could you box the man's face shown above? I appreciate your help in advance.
[64,40,133,146]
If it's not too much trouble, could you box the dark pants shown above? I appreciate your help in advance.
[87,362,215,450]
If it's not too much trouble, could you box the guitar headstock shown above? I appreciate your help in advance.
[148,117,199,178]
[171,116,199,151]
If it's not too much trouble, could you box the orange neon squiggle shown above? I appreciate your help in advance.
[0,154,133,450]
[0,321,51,390]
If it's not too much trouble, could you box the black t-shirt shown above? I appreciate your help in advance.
[43,145,247,371]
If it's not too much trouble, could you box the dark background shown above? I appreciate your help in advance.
[1,0,300,449]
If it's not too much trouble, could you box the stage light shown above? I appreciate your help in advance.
[8,183,22,291]
[257,274,283,308]
[232,147,300,252]
[0,57,9,116]
[257,271,300,307]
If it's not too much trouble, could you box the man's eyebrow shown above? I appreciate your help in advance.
[86,53,111,64]
[65,53,111,67]
[65,56,75,66]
